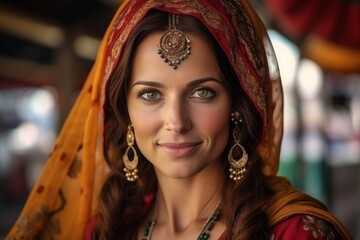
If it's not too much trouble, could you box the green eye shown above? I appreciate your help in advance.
[192,88,215,99]
[140,90,161,101]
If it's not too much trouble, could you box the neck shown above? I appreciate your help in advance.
[153,162,223,234]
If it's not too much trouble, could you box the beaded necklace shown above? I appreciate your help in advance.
[142,201,221,240]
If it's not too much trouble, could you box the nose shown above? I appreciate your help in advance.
[164,98,192,133]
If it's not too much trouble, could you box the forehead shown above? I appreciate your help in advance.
[130,32,221,83]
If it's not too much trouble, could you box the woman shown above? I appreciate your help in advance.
[6,0,352,240]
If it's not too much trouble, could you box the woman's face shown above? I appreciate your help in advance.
[127,32,232,180]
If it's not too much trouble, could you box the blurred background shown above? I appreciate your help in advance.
[0,0,359,238]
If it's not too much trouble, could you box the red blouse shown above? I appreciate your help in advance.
[85,214,341,240]
[268,214,340,240]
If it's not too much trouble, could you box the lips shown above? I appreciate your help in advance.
[158,141,202,158]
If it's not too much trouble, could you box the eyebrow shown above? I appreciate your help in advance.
[130,77,223,89]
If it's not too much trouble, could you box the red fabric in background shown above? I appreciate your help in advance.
[266,0,360,48]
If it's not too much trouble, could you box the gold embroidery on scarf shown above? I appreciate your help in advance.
[107,0,141,46]
[221,0,266,78]
[104,1,146,81]
[105,0,173,81]
[302,215,336,240]
[220,0,266,111]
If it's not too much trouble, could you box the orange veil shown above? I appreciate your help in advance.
[6,0,351,239]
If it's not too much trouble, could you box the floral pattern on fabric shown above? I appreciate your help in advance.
[8,190,67,240]
[8,205,61,240]
[302,215,336,240]
[270,214,341,240]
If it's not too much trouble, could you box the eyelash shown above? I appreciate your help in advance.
[137,86,216,102]
[190,87,216,99]
[138,88,162,102]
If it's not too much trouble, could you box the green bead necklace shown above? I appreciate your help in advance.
[143,201,221,240]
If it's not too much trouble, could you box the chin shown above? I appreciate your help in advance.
[157,163,210,180]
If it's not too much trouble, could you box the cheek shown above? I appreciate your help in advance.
[194,106,231,139]
[202,116,227,133]
[128,108,159,140]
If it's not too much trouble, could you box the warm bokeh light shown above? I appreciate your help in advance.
[74,35,101,60]
[268,30,299,90]
[297,59,323,100]
[9,122,40,151]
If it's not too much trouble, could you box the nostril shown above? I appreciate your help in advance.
[164,119,192,133]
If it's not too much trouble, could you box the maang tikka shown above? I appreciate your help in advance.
[228,111,248,181]
[123,124,139,182]
[157,14,191,69]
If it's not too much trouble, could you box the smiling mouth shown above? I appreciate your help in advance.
[158,142,202,157]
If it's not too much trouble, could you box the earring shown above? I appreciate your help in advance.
[123,124,139,182]
[228,111,248,181]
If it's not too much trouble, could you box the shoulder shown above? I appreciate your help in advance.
[269,214,342,240]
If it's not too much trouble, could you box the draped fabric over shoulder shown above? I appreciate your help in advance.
[6,0,351,239]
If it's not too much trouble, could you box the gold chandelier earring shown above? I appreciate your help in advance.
[228,111,248,181]
[123,124,139,182]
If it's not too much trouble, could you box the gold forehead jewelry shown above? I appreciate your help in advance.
[157,14,191,69]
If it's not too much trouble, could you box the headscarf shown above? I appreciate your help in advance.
[6,0,351,239]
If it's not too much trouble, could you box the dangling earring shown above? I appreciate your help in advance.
[123,124,139,182]
[228,111,248,181]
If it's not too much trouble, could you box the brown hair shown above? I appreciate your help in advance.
[96,10,273,240]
